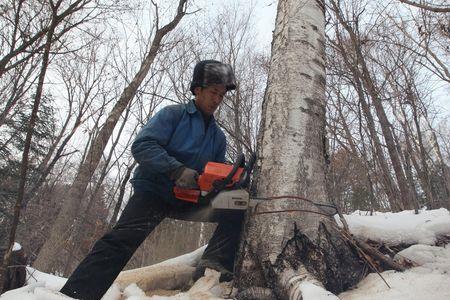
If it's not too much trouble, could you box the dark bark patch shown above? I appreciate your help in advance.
[317,222,367,292]
[312,58,325,69]
[304,97,319,107]
[260,221,367,298]
[299,39,315,49]
[314,74,326,90]
[236,287,275,300]
[315,0,326,14]
[299,72,312,80]
[300,106,320,118]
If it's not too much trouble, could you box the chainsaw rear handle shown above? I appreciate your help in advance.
[212,153,245,190]
[202,153,245,205]
[237,152,256,188]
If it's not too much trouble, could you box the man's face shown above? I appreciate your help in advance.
[194,84,227,116]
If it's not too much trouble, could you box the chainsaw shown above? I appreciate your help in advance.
[173,153,263,210]
[174,154,338,216]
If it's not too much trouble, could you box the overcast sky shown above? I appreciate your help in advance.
[193,0,449,116]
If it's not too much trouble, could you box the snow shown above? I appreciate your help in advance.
[12,243,21,251]
[101,284,121,300]
[26,267,67,291]
[123,284,146,298]
[298,282,340,299]
[395,244,450,272]
[336,208,450,245]
[340,269,450,300]
[1,208,450,300]
[339,244,450,300]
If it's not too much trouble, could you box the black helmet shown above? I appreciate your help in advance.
[190,60,236,95]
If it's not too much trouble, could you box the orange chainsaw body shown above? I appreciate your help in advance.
[173,162,244,203]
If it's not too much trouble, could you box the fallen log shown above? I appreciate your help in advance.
[115,264,195,292]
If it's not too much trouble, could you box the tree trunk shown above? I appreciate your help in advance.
[235,0,365,298]
[329,32,402,211]
[333,89,379,211]
[397,101,430,210]
[33,0,188,272]
[0,3,58,290]
[331,1,414,210]
[389,117,420,213]
[108,161,136,230]
[424,116,450,208]
[410,97,436,208]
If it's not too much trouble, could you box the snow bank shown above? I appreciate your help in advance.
[339,215,450,300]
[337,208,450,245]
[339,270,450,300]
[395,244,450,273]
[2,209,450,300]
[0,246,207,300]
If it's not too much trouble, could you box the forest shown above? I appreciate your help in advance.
[0,0,449,297]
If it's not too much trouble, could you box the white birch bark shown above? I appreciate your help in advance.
[235,0,339,299]
[256,0,328,233]
[236,1,365,299]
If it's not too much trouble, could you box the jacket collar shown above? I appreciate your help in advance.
[187,99,216,125]
[186,100,197,114]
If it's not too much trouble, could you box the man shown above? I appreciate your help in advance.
[60,60,243,300]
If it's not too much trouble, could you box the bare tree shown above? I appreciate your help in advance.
[0,3,122,272]
[33,0,189,272]
[322,0,449,214]
[328,34,404,210]
[0,0,103,78]
[329,0,421,211]
[387,7,450,83]
[0,0,63,291]
[398,0,450,13]
[201,3,267,158]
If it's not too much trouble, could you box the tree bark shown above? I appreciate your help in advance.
[235,0,365,298]
[33,0,188,272]
[425,117,450,208]
[397,99,431,210]
[409,96,436,208]
[108,161,136,230]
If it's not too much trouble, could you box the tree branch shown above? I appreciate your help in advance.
[398,0,450,13]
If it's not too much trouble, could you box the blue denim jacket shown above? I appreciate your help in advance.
[131,100,226,200]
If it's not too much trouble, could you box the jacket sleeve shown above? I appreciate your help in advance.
[131,105,184,174]
[215,131,227,163]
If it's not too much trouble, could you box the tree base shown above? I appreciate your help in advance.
[235,206,367,299]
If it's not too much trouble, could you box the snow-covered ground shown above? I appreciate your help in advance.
[1,208,450,300]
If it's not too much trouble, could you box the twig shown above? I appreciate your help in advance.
[338,228,393,289]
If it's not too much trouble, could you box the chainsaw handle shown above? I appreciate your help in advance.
[202,153,245,206]
[214,153,245,189]
[237,152,256,188]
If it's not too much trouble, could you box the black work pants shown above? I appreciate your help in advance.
[60,191,244,300]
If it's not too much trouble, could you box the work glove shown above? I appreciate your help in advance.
[170,166,199,189]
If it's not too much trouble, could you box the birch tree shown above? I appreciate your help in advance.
[234,0,364,298]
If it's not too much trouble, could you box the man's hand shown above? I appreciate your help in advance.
[170,166,199,189]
